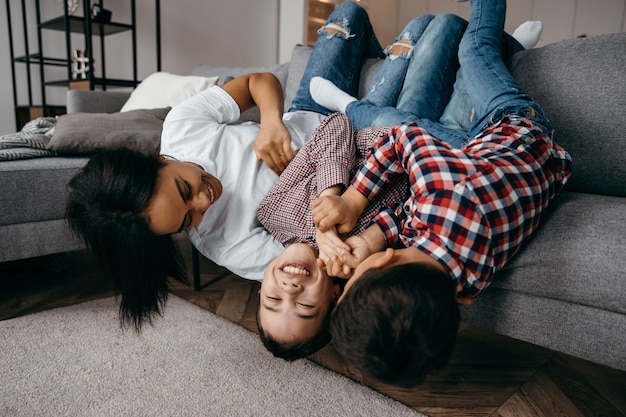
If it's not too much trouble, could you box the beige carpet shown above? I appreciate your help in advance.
[0,296,425,417]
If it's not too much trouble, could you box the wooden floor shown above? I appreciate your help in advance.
[1,241,625,417]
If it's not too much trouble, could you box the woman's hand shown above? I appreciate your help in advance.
[254,119,294,175]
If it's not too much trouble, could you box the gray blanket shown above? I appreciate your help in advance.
[0,117,58,160]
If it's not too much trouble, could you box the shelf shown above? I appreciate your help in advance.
[40,15,132,35]
[15,105,66,130]
[308,16,326,26]
[7,0,160,131]
[14,53,69,67]
[306,0,336,47]
[44,77,138,88]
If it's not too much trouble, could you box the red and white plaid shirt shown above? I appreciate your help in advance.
[258,113,409,247]
[354,116,572,298]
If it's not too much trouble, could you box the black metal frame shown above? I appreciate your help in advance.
[5,0,162,131]
[191,246,230,292]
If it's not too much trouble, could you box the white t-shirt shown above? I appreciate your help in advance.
[160,86,325,280]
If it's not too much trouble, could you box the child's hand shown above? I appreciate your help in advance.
[316,227,350,266]
[312,195,358,234]
[324,255,353,279]
[322,235,375,278]
[340,235,374,270]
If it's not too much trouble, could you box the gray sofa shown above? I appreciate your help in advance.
[1,32,624,372]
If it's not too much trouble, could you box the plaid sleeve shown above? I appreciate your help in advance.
[370,207,403,247]
[352,125,414,200]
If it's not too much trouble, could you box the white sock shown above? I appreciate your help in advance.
[310,76,357,113]
[513,20,543,49]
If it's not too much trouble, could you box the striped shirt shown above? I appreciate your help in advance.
[354,116,572,298]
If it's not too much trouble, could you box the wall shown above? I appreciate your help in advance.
[0,0,280,134]
[2,0,625,135]
[364,0,626,47]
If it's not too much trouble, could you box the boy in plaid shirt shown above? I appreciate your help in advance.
[312,0,571,387]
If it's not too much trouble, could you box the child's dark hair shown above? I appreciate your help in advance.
[66,148,188,331]
[256,300,335,361]
[330,262,459,387]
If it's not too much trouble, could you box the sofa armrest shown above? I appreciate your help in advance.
[66,90,131,114]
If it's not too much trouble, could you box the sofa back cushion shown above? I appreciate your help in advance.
[288,34,626,198]
[509,32,626,197]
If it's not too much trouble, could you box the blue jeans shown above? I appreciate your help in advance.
[353,14,435,111]
[347,13,469,148]
[461,0,551,138]
[441,10,526,135]
[289,1,385,115]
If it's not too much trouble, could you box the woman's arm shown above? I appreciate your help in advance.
[222,72,293,174]
[221,72,283,114]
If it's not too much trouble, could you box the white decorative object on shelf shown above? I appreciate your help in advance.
[71,50,92,79]
[57,0,79,15]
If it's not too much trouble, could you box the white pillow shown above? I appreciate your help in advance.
[120,72,219,112]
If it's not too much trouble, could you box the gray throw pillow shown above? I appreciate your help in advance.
[48,107,170,155]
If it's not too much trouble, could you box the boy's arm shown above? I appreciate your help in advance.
[313,126,407,233]
[222,72,292,174]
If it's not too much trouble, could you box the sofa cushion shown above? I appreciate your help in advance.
[120,72,219,112]
[66,90,131,114]
[492,191,626,315]
[290,34,626,198]
[509,32,626,198]
[48,107,170,155]
[0,157,88,226]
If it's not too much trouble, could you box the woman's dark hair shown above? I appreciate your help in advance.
[330,262,460,387]
[66,148,188,331]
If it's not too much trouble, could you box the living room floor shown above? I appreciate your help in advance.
[1,237,624,417]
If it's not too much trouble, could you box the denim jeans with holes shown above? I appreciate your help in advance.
[289,1,384,115]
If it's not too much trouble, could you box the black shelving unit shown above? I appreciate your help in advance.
[5,0,162,130]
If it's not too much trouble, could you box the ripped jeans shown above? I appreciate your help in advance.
[347,13,469,147]
[289,1,384,115]
[346,12,526,148]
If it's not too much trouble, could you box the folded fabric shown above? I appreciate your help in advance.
[0,117,58,161]
[48,107,170,155]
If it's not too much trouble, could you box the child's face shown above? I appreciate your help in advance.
[259,243,338,344]
[146,159,222,235]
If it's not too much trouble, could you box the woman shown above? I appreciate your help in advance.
[66,1,385,331]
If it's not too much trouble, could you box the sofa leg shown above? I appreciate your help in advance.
[192,245,201,291]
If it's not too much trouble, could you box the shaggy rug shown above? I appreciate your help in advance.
[0,296,425,417]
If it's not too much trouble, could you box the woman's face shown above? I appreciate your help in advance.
[259,243,338,344]
[145,159,222,235]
